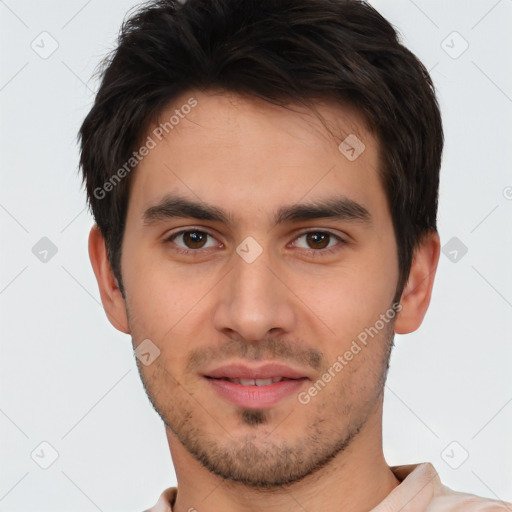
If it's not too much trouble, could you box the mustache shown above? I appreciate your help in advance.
[185,336,325,373]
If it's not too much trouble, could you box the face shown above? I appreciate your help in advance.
[119,90,400,487]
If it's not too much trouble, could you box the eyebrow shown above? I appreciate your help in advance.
[142,194,371,227]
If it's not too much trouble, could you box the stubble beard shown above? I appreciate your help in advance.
[133,322,395,489]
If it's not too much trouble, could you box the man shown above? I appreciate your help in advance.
[79,0,510,510]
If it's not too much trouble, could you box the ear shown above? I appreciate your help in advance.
[88,224,131,334]
[394,230,440,335]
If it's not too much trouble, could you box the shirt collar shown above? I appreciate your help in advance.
[369,462,441,512]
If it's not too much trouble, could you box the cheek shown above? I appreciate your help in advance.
[298,334,390,426]
[122,244,194,329]
[123,255,220,375]
[126,274,176,334]
[301,259,396,341]
[356,229,399,308]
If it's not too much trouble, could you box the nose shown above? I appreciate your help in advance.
[212,244,297,343]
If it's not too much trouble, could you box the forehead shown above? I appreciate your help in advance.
[127,89,385,226]
[151,89,373,154]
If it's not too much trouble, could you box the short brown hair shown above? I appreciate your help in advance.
[79,0,443,298]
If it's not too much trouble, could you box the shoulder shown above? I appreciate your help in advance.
[428,485,512,511]
[388,462,511,512]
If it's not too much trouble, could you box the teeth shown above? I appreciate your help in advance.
[255,378,272,386]
[226,377,284,386]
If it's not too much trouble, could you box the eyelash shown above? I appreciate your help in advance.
[164,228,347,257]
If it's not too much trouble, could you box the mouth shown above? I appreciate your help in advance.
[202,363,310,409]
[207,376,300,386]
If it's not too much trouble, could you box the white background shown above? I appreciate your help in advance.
[1,0,511,510]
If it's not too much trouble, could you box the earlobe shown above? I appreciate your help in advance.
[394,230,440,335]
[88,224,131,334]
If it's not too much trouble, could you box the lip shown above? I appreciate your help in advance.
[205,377,308,409]
[203,362,310,409]
[203,362,310,380]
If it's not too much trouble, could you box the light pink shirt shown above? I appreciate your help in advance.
[144,462,511,511]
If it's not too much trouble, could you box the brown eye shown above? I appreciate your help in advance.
[167,230,218,251]
[305,232,330,249]
[293,231,344,253]
[182,231,207,249]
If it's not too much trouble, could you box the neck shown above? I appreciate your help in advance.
[168,401,399,512]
